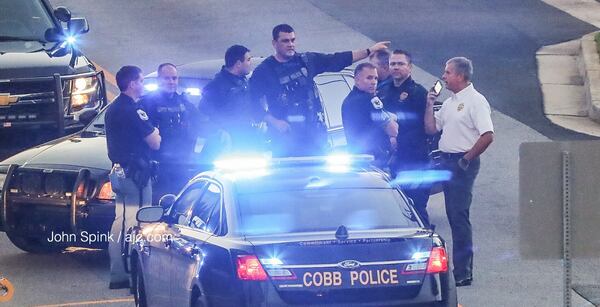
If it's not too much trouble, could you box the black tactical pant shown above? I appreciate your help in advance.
[441,153,480,281]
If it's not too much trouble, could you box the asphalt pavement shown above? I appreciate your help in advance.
[310,0,599,140]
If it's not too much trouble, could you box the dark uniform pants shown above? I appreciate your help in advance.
[441,153,480,281]
[270,125,327,157]
[390,156,431,226]
[153,165,193,205]
[108,165,152,286]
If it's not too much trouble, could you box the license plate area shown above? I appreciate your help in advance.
[273,264,425,290]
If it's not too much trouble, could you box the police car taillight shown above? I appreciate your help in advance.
[237,255,268,281]
[426,247,448,274]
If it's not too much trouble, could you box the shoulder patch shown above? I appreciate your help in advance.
[371,96,384,110]
[137,109,149,121]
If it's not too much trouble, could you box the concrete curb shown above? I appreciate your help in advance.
[580,32,600,123]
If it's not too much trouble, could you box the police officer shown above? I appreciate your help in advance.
[250,23,390,157]
[379,49,431,225]
[200,45,260,155]
[105,66,161,289]
[140,63,201,204]
[424,57,494,287]
[369,48,392,89]
[342,63,398,166]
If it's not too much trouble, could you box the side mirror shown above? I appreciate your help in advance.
[78,109,98,126]
[44,28,61,42]
[158,194,177,209]
[54,7,72,22]
[67,17,89,35]
[136,207,164,223]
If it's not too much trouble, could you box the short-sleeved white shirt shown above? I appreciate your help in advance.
[434,83,494,153]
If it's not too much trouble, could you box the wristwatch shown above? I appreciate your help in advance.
[458,157,470,170]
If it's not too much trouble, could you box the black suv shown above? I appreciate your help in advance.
[0,0,107,138]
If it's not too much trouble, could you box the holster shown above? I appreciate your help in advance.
[125,157,153,189]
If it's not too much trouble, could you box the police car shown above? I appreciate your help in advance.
[130,155,457,307]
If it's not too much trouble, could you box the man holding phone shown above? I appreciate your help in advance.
[378,49,432,226]
[424,57,494,287]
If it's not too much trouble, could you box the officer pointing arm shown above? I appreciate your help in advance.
[249,23,390,157]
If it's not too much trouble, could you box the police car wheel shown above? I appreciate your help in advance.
[191,288,207,307]
[433,271,458,307]
[133,261,148,307]
[5,231,64,254]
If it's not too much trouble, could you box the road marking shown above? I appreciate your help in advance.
[91,61,118,101]
[33,297,134,307]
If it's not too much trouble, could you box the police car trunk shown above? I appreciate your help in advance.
[231,164,450,305]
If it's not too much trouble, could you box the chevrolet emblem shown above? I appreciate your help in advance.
[0,93,19,106]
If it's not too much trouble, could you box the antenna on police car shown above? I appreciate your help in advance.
[335,225,349,240]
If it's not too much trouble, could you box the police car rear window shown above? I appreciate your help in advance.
[237,188,418,236]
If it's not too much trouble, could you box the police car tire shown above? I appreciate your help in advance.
[5,231,64,254]
[191,295,206,307]
[433,272,458,307]
[133,261,148,307]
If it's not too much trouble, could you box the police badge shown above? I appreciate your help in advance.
[457,103,464,112]
[371,96,384,109]
[399,92,409,102]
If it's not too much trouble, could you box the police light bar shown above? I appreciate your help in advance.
[271,154,374,167]
[214,156,270,171]
[214,154,374,172]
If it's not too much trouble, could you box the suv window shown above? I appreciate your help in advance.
[315,74,352,129]
[0,0,56,41]
[188,182,223,234]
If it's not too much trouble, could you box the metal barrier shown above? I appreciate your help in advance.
[520,141,600,306]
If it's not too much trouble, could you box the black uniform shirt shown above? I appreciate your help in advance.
[200,66,255,128]
[378,76,429,158]
[139,91,200,162]
[250,51,352,123]
[377,75,393,91]
[105,94,155,165]
[341,87,391,155]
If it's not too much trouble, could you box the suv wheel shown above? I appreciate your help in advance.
[6,232,64,254]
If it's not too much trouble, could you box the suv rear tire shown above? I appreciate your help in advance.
[6,231,64,253]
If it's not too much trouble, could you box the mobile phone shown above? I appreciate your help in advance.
[432,80,443,95]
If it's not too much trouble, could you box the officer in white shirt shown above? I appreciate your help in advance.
[424,57,494,287]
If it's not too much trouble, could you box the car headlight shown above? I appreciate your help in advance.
[70,76,101,112]
[97,181,115,201]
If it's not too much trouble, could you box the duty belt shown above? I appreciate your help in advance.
[440,152,467,160]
